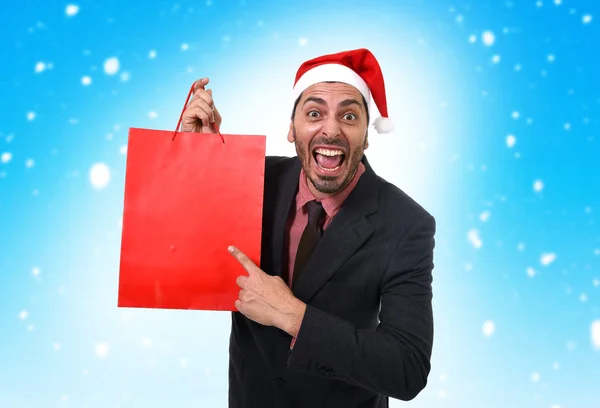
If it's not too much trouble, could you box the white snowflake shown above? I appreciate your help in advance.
[81,76,92,86]
[564,122,571,130]
[594,249,600,256]
[298,37,308,46]
[591,320,600,349]
[53,342,61,351]
[593,278,600,287]
[456,14,464,23]
[119,145,127,155]
[439,390,447,399]
[32,267,40,277]
[468,34,477,43]
[526,267,536,277]
[531,372,540,382]
[19,310,29,320]
[25,159,35,168]
[468,229,483,249]
[95,342,109,358]
[580,293,588,302]
[514,64,522,71]
[148,111,158,119]
[181,43,189,51]
[89,162,111,190]
[61,395,68,403]
[149,50,157,59]
[552,361,560,370]
[179,358,189,368]
[65,4,79,17]
[517,242,526,251]
[582,14,592,24]
[104,57,120,75]
[141,337,152,347]
[540,252,557,266]
[512,111,520,119]
[482,30,495,46]
[27,324,35,331]
[547,54,556,62]
[120,71,130,82]
[1,152,11,164]
[506,134,517,148]
[554,0,561,5]
[533,179,544,193]
[479,211,491,222]
[27,111,36,121]
[482,320,495,337]
[35,62,47,73]
[492,55,501,64]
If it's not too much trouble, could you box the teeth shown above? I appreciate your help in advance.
[316,162,340,172]
[315,148,344,157]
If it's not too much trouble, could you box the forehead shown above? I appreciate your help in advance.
[300,82,364,104]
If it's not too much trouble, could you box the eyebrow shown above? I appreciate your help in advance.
[302,97,364,111]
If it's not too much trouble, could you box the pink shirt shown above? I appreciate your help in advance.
[286,162,365,348]
[285,162,366,287]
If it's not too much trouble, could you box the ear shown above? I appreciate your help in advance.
[364,131,369,150]
[287,122,295,143]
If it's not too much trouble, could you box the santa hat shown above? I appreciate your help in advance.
[292,48,393,133]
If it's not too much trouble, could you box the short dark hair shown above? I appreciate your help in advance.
[290,82,370,124]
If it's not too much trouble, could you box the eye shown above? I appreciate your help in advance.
[343,113,357,121]
[308,110,320,118]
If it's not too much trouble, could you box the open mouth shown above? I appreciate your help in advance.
[312,147,346,172]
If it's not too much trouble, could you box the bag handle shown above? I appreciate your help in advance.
[172,82,225,143]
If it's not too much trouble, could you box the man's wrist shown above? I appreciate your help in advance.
[278,298,306,337]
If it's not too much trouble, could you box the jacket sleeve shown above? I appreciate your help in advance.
[286,214,436,401]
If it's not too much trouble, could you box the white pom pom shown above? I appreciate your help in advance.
[373,116,393,133]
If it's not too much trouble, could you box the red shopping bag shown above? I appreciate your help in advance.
[117,83,266,311]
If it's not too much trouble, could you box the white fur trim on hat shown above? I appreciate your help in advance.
[292,63,371,105]
[373,116,393,133]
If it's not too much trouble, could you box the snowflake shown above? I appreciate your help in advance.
[482,31,495,46]
[65,4,79,17]
[104,57,119,75]
[540,252,557,266]
[482,320,495,337]
[89,163,111,190]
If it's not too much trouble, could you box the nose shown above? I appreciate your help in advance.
[321,115,341,137]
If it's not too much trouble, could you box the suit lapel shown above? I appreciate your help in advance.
[292,156,379,303]
[269,159,302,278]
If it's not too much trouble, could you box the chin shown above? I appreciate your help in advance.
[306,159,350,195]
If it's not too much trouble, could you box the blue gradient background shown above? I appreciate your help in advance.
[1,0,599,407]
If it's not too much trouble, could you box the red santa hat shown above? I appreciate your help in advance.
[292,48,393,133]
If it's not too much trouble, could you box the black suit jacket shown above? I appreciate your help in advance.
[228,155,436,408]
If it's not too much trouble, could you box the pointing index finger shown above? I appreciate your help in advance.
[228,246,256,274]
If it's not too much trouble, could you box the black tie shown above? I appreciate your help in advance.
[292,200,326,288]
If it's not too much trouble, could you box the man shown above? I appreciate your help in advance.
[181,48,436,408]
